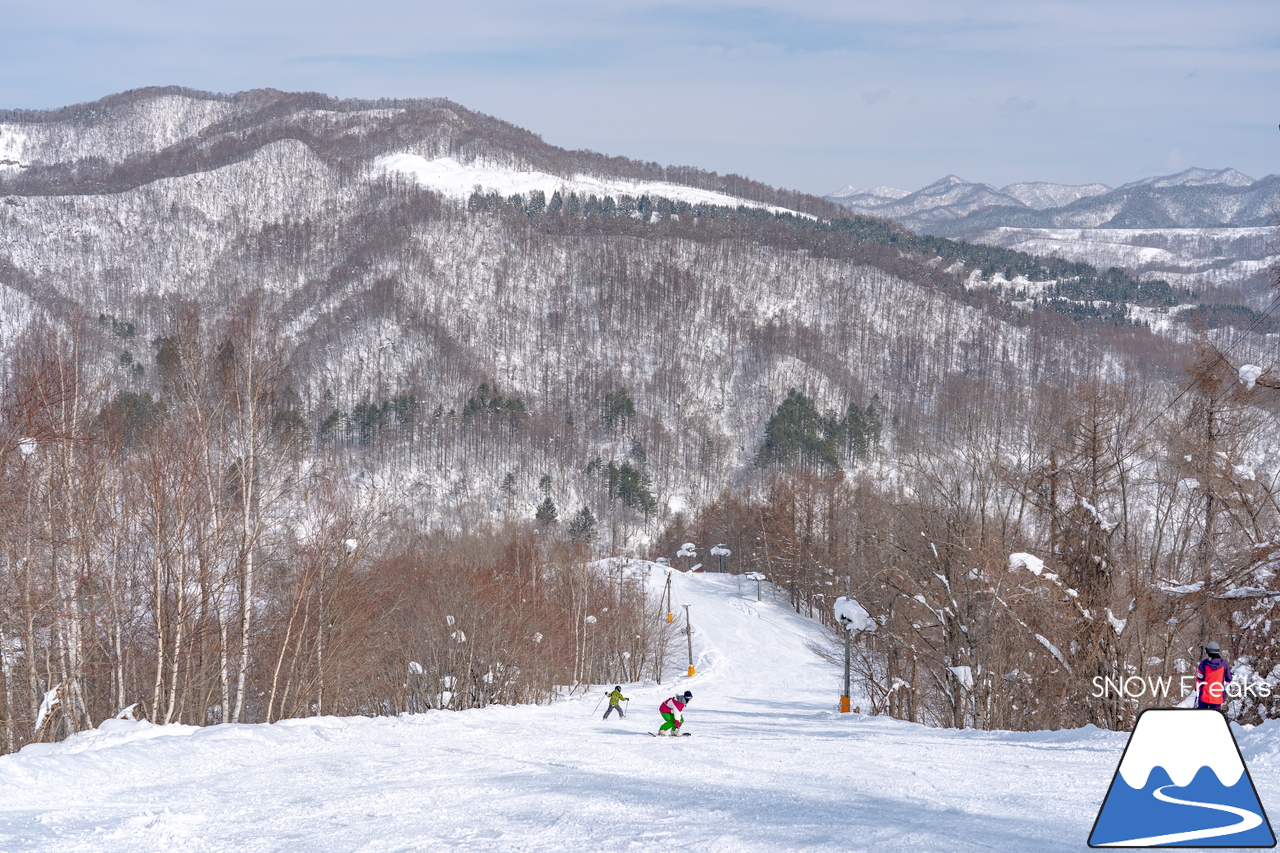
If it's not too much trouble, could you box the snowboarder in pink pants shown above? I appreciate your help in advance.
[658,691,691,735]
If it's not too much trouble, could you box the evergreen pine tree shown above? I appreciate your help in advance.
[535,496,559,527]
[757,388,840,470]
[568,506,597,542]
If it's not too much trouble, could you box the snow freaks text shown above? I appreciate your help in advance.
[1091,676,1273,701]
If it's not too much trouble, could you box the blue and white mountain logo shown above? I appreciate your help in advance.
[1089,708,1275,847]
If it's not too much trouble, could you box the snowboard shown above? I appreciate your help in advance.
[649,731,691,736]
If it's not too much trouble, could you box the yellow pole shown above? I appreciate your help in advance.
[684,604,694,677]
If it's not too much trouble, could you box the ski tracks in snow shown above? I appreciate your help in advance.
[1,567,1278,851]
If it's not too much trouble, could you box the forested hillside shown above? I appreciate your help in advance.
[2,87,1279,753]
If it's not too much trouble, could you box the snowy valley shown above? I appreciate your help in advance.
[1,567,1244,853]
[3,87,1280,795]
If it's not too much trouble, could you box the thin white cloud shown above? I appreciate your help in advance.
[0,0,1277,193]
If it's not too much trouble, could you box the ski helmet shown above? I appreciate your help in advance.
[683,690,692,701]
[1206,641,1221,656]
[614,686,621,692]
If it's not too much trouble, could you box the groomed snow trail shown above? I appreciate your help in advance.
[2,566,1277,852]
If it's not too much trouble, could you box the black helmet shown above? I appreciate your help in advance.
[614,686,621,692]
[683,690,692,701]
[1206,641,1221,657]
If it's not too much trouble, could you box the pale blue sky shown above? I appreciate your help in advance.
[2,1,1277,195]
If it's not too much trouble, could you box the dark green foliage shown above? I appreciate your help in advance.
[99,313,135,339]
[602,388,635,431]
[839,394,883,458]
[95,390,161,447]
[585,456,603,477]
[500,471,517,497]
[605,460,656,516]
[319,393,419,446]
[463,383,526,427]
[349,402,386,445]
[1048,267,1179,307]
[757,389,840,470]
[119,351,134,367]
[538,473,552,495]
[320,408,345,439]
[526,190,546,215]
[535,495,558,526]
[568,506,597,542]
[547,191,563,213]
[479,184,1193,325]
[151,335,181,383]
[1178,303,1279,333]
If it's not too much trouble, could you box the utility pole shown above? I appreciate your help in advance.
[838,577,852,714]
[711,544,731,574]
[684,603,695,676]
[665,571,673,623]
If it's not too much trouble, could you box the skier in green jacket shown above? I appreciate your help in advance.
[603,686,628,720]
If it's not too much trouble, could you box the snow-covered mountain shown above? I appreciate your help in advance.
[824,168,1280,293]
[827,175,1027,229]
[0,87,1106,538]
[966,226,1280,295]
[1001,180,1112,210]
[0,86,1265,540]
[1120,167,1256,190]
[824,167,1280,232]
[825,183,910,206]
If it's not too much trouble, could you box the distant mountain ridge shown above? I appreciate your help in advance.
[825,168,1280,233]
[0,86,841,220]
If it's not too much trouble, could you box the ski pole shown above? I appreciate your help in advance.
[592,694,605,715]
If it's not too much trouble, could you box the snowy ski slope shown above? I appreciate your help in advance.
[4,566,1280,852]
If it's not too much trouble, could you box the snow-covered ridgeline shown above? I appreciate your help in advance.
[0,95,241,168]
[374,153,806,216]
[0,116,1102,539]
[0,93,408,172]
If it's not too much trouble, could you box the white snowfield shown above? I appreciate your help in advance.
[374,154,804,216]
[4,567,1280,852]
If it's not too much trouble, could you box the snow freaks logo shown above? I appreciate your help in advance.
[1092,676,1273,702]
[1089,709,1276,848]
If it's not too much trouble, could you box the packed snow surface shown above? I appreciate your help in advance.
[375,154,801,215]
[5,567,1280,851]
